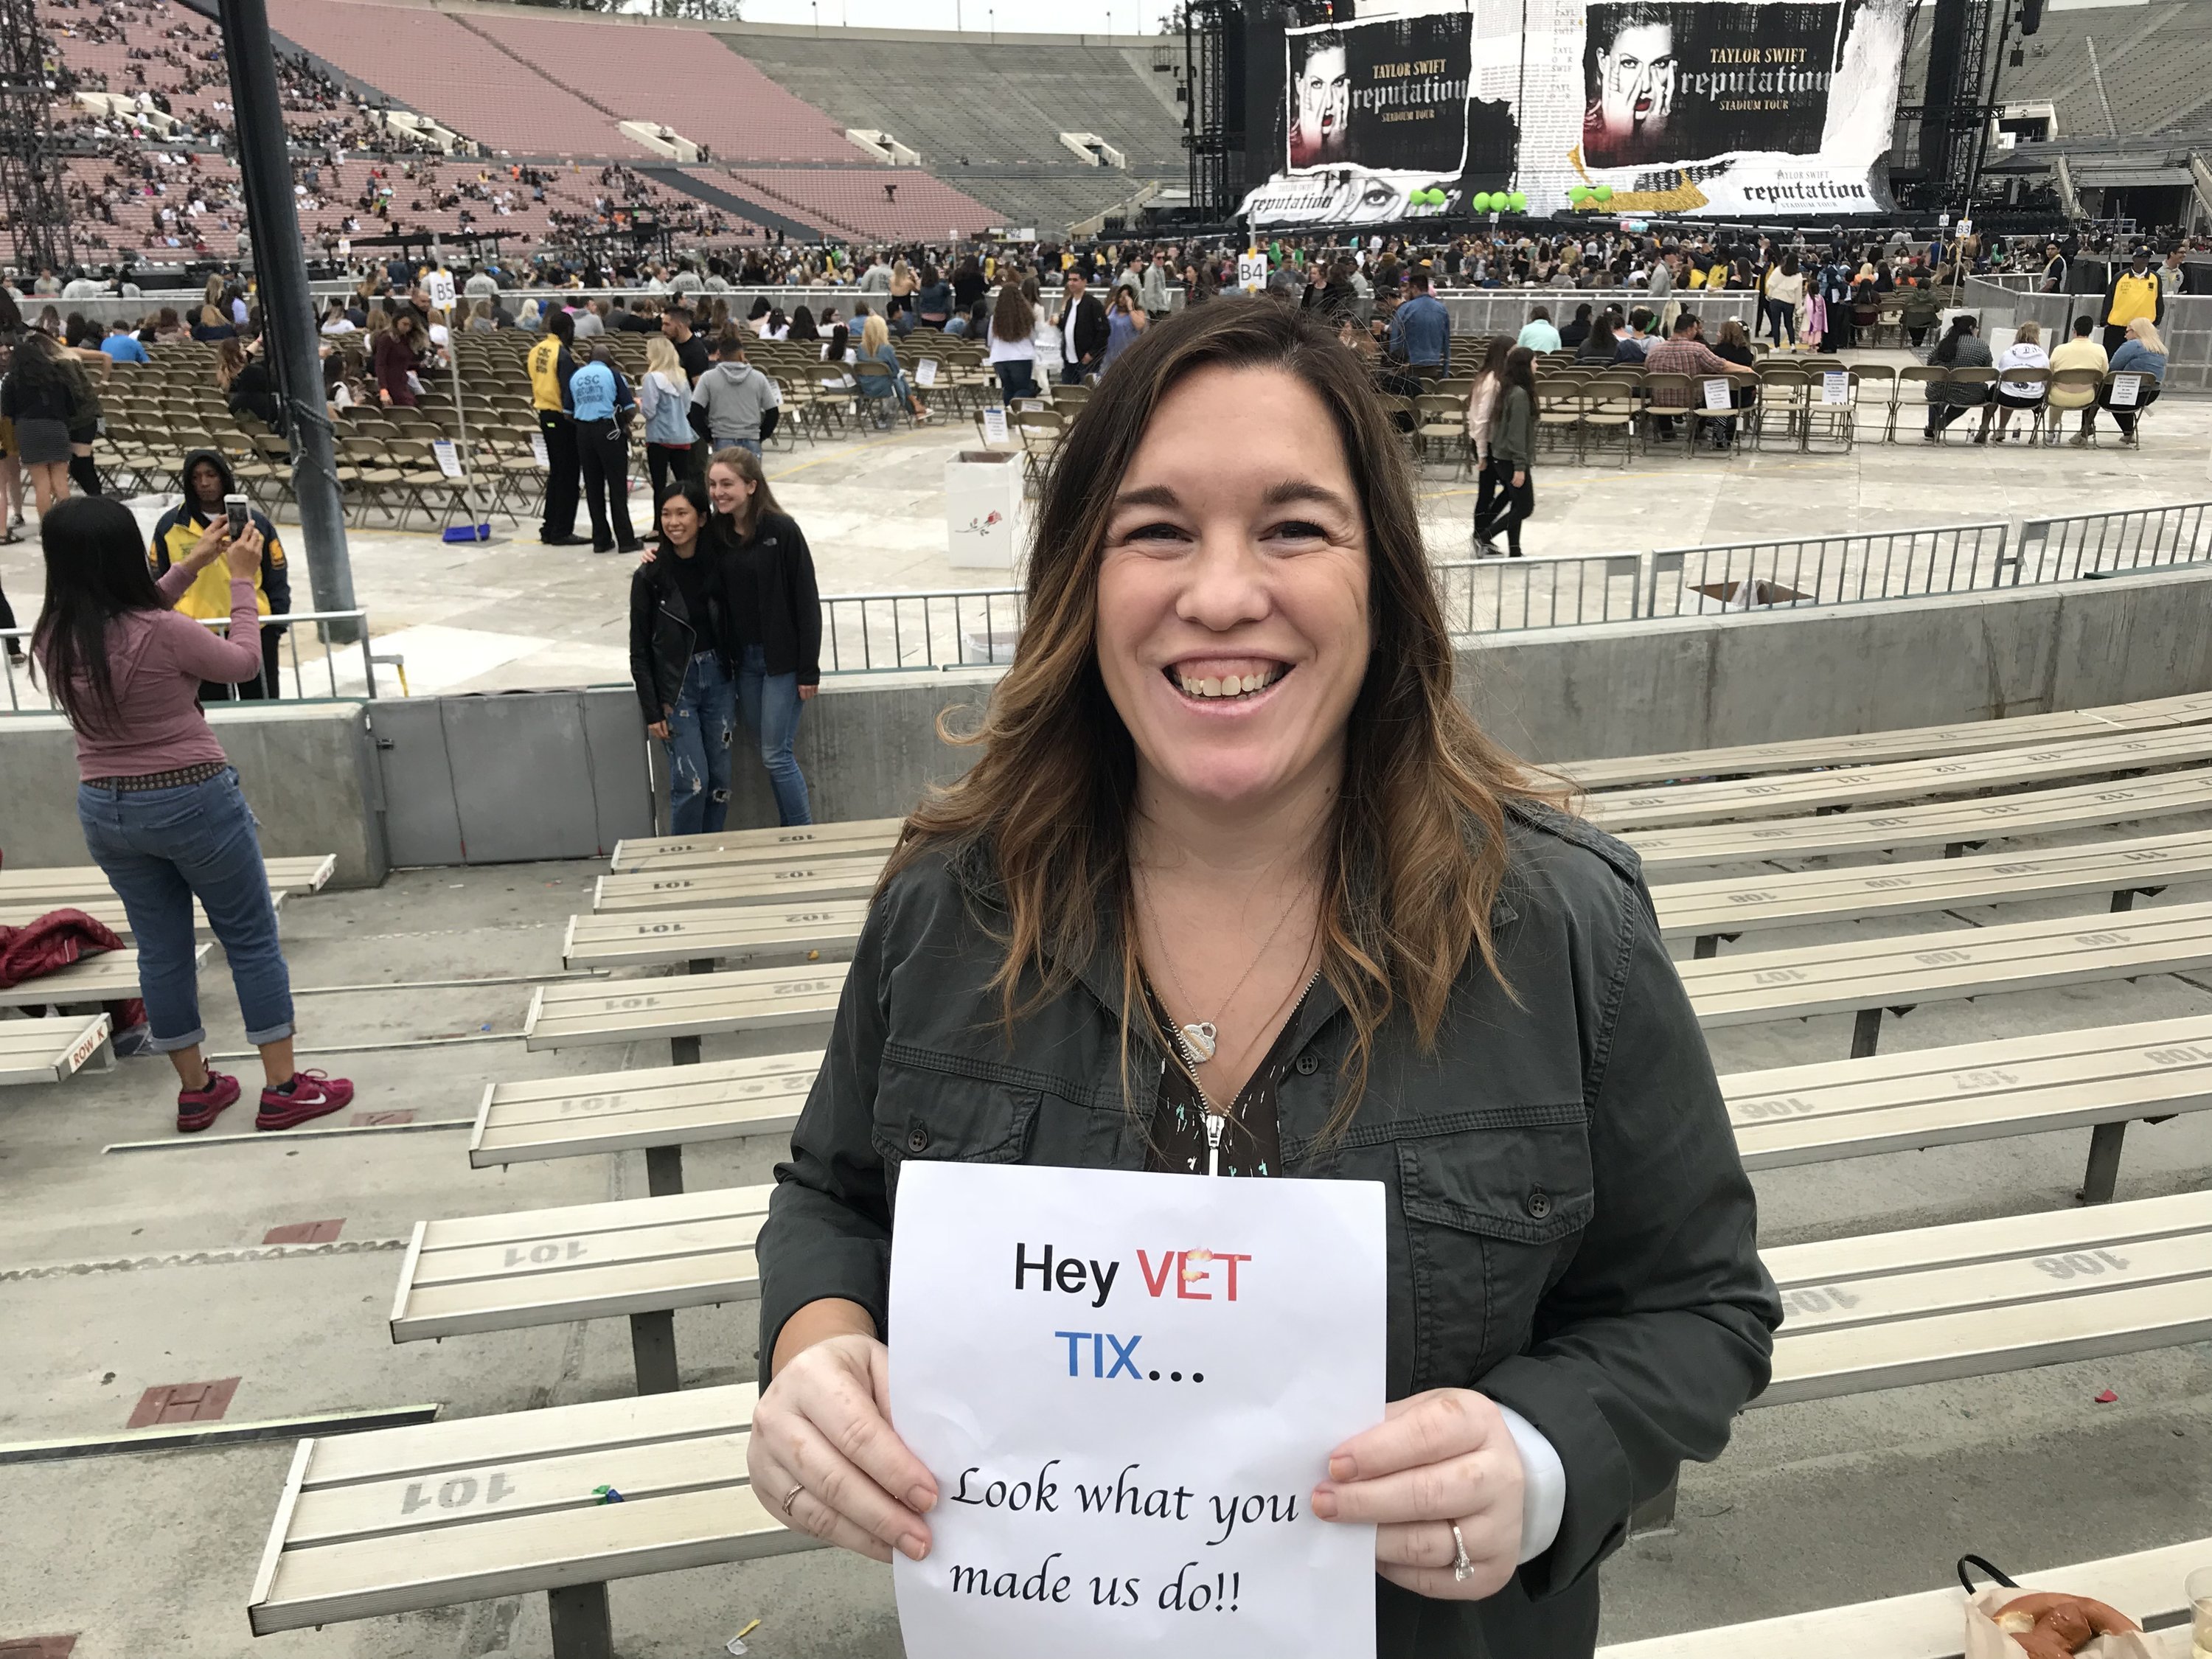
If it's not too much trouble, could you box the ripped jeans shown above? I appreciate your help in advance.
[665,650,737,836]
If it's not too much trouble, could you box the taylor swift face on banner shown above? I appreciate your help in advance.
[1290,34,1352,168]
[1584,10,1677,166]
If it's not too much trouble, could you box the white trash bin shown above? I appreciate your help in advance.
[945,450,1025,573]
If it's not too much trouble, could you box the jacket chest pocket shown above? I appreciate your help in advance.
[872,1051,1042,1204]
[1397,1110,1593,1393]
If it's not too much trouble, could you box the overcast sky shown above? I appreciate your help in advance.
[728,0,1178,38]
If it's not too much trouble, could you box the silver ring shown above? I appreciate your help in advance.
[783,1481,806,1517]
[1451,1523,1473,1583]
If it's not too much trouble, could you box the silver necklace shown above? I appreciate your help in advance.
[1138,876,1305,1065]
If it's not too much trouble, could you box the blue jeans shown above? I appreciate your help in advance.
[666,650,737,835]
[737,642,812,826]
[77,768,293,1051]
[728,438,763,459]
[994,361,1039,400]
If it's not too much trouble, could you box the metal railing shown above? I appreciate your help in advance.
[1644,522,2014,618]
[2016,500,2212,583]
[818,587,1030,675]
[1,610,380,713]
[1436,552,1646,631]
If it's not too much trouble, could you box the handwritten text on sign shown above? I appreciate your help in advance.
[888,1162,1385,1659]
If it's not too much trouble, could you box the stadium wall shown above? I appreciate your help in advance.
[4,571,2208,878]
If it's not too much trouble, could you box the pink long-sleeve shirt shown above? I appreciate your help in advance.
[63,563,265,782]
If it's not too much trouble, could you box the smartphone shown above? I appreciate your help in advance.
[225,493,250,539]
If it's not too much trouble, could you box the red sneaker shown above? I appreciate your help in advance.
[256,1071,356,1131]
[176,1071,241,1133]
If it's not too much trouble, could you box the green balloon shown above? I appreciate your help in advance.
[1509,190,1528,211]
[1568,184,1590,204]
[1593,184,1614,201]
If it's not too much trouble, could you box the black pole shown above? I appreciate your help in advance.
[217,0,358,642]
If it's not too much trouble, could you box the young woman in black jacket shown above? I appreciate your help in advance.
[628,479,737,835]
[708,445,821,825]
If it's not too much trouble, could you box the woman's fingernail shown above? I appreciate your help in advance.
[1310,1486,1338,1520]
[900,1533,931,1561]
[908,1484,936,1512]
[1327,1454,1355,1481]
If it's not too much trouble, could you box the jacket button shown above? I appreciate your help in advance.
[907,1125,931,1154]
[1294,1052,1318,1076]
[1526,1189,1552,1220]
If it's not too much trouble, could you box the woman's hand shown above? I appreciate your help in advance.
[1310,1388,1525,1600]
[1512,470,1527,488]
[181,519,229,574]
[223,523,265,579]
[647,720,670,740]
[747,1331,937,1563]
[799,684,818,701]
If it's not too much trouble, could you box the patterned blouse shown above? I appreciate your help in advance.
[1141,983,1310,1179]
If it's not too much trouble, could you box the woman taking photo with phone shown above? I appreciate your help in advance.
[629,479,736,835]
[746,302,1776,1658]
[31,496,353,1134]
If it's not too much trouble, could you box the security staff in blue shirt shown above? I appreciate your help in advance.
[1388,268,1451,379]
[567,344,641,554]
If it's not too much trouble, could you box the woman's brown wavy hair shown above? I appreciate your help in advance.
[886,299,1547,1137]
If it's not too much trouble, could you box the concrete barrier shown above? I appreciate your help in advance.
[0,701,387,887]
[4,566,2210,875]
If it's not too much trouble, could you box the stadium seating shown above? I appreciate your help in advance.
[461,13,863,164]
[713,166,998,240]
[264,0,657,159]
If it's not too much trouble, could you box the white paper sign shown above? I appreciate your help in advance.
[425,269,456,313]
[915,358,940,387]
[1702,377,1733,411]
[529,431,550,468]
[888,1163,1385,1659]
[431,437,465,479]
[981,405,1009,445]
[1237,252,1268,293]
[2110,372,2142,407]
[1821,370,1851,405]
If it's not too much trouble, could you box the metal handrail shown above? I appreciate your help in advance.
[0,608,379,713]
[2017,500,2212,584]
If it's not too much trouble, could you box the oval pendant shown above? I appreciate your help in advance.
[1181,1021,1218,1063]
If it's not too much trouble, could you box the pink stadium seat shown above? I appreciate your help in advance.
[717,167,999,240]
[463,13,863,164]
[263,0,656,159]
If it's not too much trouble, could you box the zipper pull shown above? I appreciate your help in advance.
[1205,1110,1225,1179]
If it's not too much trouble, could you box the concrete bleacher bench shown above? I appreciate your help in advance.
[0,1011,114,1085]
[395,1180,2212,1422]
[248,1382,814,1659]
[0,945,209,1009]
[608,815,904,873]
[1680,900,2212,1057]
[1557,687,2212,791]
[1652,827,2212,956]
[1595,1538,2205,1658]
[0,887,296,938]
[0,853,335,904]
[563,900,869,974]
[1584,724,2212,832]
[592,856,887,914]
[1725,1013,2212,1203]
[392,1184,771,1394]
[1761,1188,2212,1404]
[523,963,848,1065]
[1626,765,2212,876]
[470,1051,821,1195]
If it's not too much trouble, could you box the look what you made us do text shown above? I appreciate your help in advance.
[887,1161,1387,1659]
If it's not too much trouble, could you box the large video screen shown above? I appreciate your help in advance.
[1237,0,1911,226]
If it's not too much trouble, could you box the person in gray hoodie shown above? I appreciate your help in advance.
[688,334,782,456]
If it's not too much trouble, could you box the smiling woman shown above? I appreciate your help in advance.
[747,301,1781,1659]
